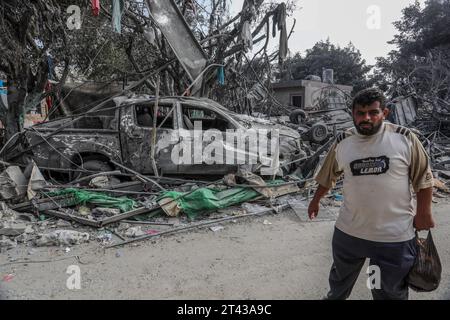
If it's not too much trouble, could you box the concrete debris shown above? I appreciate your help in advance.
[89,176,111,188]
[124,226,145,238]
[97,231,113,243]
[92,207,121,217]
[209,226,224,232]
[242,203,269,214]
[35,230,90,246]
[56,219,72,228]
[15,233,31,243]
[0,237,17,250]
[0,166,27,200]
[16,213,37,223]
[0,222,27,236]
[0,201,18,221]
[27,161,47,200]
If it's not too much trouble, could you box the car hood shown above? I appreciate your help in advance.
[233,115,300,139]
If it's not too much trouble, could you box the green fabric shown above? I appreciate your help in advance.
[158,187,261,219]
[46,188,136,212]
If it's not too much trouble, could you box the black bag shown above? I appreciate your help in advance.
[407,231,442,292]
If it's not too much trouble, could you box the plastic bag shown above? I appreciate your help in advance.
[407,231,442,292]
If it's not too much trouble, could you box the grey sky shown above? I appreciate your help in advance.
[230,0,426,65]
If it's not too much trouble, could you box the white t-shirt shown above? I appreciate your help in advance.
[315,122,434,242]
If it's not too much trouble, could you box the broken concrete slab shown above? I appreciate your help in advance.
[0,237,17,250]
[0,201,18,221]
[35,229,90,246]
[0,222,27,236]
[0,166,27,200]
[27,161,47,200]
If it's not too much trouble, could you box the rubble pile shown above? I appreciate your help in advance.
[0,160,316,251]
[0,87,448,253]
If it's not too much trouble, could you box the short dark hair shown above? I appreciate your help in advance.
[352,88,386,110]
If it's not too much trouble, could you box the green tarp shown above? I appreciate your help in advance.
[46,188,137,212]
[158,187,261,219]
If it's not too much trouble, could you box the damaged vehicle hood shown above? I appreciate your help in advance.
[232,114,301,139]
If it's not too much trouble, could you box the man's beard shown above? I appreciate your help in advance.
[354,120,383,136]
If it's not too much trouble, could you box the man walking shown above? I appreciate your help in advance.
[308,88,435,300]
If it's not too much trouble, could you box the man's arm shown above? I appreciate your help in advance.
[308,142,341,220]
[414,187,435,231]
[408,132,435,230]
[308,185,330,219]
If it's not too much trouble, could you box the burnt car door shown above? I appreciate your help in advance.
[176,102,239,175]
[119,101,178,174]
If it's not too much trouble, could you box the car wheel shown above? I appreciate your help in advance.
[309,123,328,144]
[82,159,113,172]
[289,109,307,124]
[77,159,120,186]
[278,142,298,175]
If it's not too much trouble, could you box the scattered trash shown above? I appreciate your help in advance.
[242,203,269,214]
[333,193,344,201]
[0,237,17,250]
[78,206,91,216]
[15,233,29,243]
[56,219,72,228]
[263,220,272,225]
[24,225,34,234]
[124,226,145,238]
[65,247,71,253]
[0,222,27,236]
[2,274,15,282]
[97,231,113,244]
[158,197,181,217]
[210,226,225,232]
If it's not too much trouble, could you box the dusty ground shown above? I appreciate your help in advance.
[1,198,449,300]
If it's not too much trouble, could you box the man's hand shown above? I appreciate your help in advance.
[308,185,330,220]
[414,214,435,231]
[308,200,320,220]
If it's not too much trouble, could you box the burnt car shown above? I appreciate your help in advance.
[289,96,353,144]
[2,96,308,181]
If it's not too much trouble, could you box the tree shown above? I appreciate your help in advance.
[374,0,450,106]
[0,0,74,138]
[281,39,374,93]
[0,0,298,140]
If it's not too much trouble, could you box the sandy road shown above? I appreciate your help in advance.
[1,199,449,300]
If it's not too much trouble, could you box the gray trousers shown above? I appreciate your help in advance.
[326,227,417,300]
